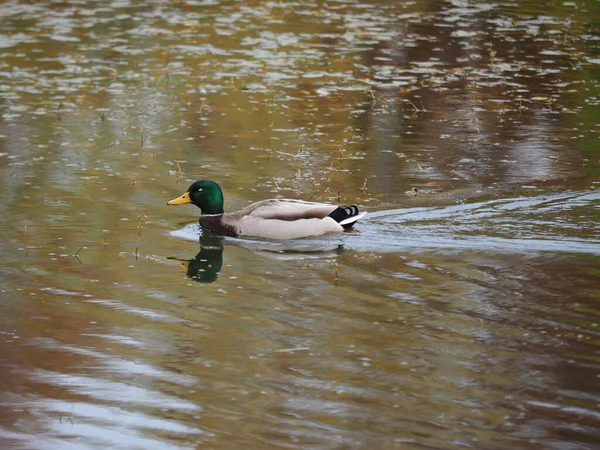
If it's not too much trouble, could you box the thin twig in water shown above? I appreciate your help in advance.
[24,225,29,258]
[369,90,378,110]
[413,160,424,177]
[406,99,420,112]
[516,99,523,121]
[176,162,185,182]
[277,150,306,159]
[73,247,83,264]
[135,216,142,259]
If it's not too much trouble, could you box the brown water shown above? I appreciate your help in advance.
[1,0,600,449]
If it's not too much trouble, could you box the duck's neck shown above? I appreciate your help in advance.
[200,206,224,215]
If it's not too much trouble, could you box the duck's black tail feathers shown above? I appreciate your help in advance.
[328,205,365,230]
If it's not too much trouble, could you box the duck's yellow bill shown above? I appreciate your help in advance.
[167,192,192,205]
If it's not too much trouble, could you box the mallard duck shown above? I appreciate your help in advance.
[167,180,366,239]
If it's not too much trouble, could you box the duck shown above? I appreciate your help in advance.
[167,180,366,239]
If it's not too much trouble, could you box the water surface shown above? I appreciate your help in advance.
[1,0,599,449]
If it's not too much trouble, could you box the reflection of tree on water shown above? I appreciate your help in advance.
[355,2,592,196]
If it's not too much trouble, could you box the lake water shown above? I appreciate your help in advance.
[1,1,599,449]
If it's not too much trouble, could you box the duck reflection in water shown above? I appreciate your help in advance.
[169,231,344,283]
[168,233,224,283]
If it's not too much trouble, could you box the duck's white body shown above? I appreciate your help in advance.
[200,199,366,239]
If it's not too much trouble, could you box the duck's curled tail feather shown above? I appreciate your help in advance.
[327,205,366,230]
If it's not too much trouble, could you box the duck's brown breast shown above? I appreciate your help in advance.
[199,215,239,237]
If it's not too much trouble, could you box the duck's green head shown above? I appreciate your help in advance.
[167,180,224,215]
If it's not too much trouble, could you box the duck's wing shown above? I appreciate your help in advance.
[237,199,337,221]
[221,199,340,239]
